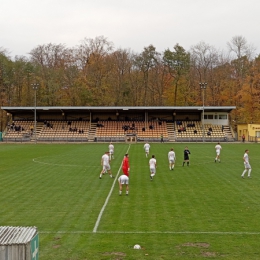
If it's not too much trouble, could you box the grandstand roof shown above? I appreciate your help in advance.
[1,106,236,114]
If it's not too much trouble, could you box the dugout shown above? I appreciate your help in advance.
[0,226,39,260]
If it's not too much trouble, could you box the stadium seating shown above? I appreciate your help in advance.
[175,121,226,142]
[3,121,33,142]
[38,121,89,141]
[95,120,169,142]
[2,119,228,143]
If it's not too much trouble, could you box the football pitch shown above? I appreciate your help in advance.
[0,142,260,260]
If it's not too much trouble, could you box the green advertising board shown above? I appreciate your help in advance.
[30,233,39,260]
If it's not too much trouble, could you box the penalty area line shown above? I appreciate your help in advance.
[92,144,131,233]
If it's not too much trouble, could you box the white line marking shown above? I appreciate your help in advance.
[39,231,260,235]
[32,158,97,167]
[33,158,80,167]
[93,144,131,233]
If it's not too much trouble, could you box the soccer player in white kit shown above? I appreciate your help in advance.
[144,142,150,158]
[99,151,113,179]
[168,148,176,170]
[241,149,252,178]
[215,142,222,162]
[118,174,129,195]
[149,155,157,180]
[108,142,114,160]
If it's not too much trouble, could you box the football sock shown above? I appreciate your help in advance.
[119,191,122,195]
[248,169,252,176]
[126,191,128,195]
[241,170,247,177]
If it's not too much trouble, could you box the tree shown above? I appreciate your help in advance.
[133,45,159,105]
[227,35,255,60]
[235,56,260,123]
[190,42,220,106]
[76,36,114,105]
[163,44,190,105]
[108,48,133,105]
[29,43,71,105]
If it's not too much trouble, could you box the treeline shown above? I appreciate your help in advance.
[0,35,260,128]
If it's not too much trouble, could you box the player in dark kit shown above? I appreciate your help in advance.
[183,146,191,166]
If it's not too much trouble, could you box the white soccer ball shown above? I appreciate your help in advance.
[134,244,141,249]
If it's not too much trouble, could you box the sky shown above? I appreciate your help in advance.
[1,0,260,59]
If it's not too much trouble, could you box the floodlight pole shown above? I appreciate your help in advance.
[31,83,39,143]
[199,82,207,143]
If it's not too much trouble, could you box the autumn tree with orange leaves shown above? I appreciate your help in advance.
[0,35,260,131]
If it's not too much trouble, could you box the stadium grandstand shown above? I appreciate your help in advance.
[0,106,236,143]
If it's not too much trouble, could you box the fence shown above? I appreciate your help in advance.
[0,226,38,260]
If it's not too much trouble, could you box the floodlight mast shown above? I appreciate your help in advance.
[31,83,39,143]
[199,82,207,143]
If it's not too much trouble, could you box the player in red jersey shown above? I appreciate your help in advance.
[122,153,130,176]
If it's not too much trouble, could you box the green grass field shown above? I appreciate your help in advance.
[0,142,260,260]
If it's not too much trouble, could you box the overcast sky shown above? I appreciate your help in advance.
[1,0,260,58]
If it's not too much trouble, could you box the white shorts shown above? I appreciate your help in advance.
[145,149,149,153]
[103,164,111,171]
[150,167,156,174]
[216,151,220,156]
[169,159,175,164]
[244,162,251,169]
[109,150,114,154]
[118,175,129,184]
